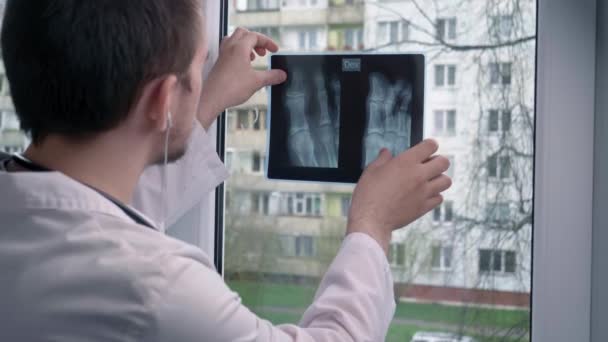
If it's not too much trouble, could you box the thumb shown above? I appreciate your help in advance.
[367,148,392,170]
[256,69,287,88]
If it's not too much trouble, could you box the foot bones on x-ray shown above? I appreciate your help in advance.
[363,73,413,166]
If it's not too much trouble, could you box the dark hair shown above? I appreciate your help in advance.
[1,0,201,143]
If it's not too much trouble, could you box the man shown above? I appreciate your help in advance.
[0,1,451,341]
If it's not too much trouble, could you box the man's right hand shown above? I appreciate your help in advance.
[346,140,452,255]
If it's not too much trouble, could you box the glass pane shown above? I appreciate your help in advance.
[447,65,456,85]
[489,110,500,132]
[226,1,536,340]
[434,64,445,86]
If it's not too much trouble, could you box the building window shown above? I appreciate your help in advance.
[446,155,456,178]
[296,235,315,257]
[237,110,250,130]
[252,26,280,41]
[298,29,318,50]
[278,235,315,257]
[389,243,406,267]
[490,15,514,40]
[377,21,408,46]
[245,0,280,11]
[488,109,512,133]
[344,27,363,50]
[431,245,454,271]
[488,154,511,179]
[252,152,263,173]
[434,110,457,135]
[437,18,457,40]
[486,202,511,223]
[489,62,512,85]
[252,109,265,131]
[479,249,516,274]
[0,111,19,131]
[225,150,234,171]
[434,64,457,87]
[340,195,351,217]
[433,200,454,224]
[252,192,270,215]
[284,192,322,217]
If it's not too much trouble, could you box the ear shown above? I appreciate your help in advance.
[135,74,178,133]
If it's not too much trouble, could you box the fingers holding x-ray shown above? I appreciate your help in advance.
[284,68,340,168]
[363,73,413,167]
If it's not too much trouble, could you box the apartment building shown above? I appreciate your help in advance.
[226,0,536,308]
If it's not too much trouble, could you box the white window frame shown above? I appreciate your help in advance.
[377,20,408,46]
[434,64,457,88]
[433,109,457,136]
[432,200,454,225]
[488,109,512,133]
[389,243,406,267]
[479,249,517,275]
[489,62,513,86]
[436,17,457,41]
[533,0,594,340]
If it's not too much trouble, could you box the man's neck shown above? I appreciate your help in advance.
[24,133,150,204]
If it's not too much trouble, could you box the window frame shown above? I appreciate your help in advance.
[210,1,598,341]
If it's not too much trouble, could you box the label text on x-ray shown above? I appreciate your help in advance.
[342,58,361,72]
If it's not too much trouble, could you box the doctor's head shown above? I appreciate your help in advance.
[1,0,207,164]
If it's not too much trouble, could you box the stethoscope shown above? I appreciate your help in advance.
[10,153,156,230]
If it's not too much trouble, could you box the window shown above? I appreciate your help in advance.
[433,110,457,135]
[237,110,249,130]
[434,64,457,87]
[225,1,536,339]
[488,154,511,179]
[344,27,363,50]
[431,245,454,271]
[296,236,315,257]
[252,152,262,173]
[244,0,280,11]
[252,192,270,215]
[479,250,516,274]
[298,29,318,50]
[283,192,322,217]
[486,202,511,223]
[490,62,512,85]
[340,195,351,217]
[437,18,457,40]
[490,15,514,40]
[377,21,408,46]
[446,155,455,178]
[433,200,454,224]
[389,243,406,267]
[488,109,512,133]
[225,150,234,171]
[252,26,280,41]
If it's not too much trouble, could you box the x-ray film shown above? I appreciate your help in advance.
[268,53,425,183]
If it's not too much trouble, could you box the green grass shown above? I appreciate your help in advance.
[228,280,530,338]
[393,301,529,330]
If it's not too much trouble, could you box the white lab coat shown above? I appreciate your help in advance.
[0,122,396,342]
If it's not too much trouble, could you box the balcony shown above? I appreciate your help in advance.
[327,4,364,25]
[226,129,267,150]
[226,172,354,194]
[230,5,364,28]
